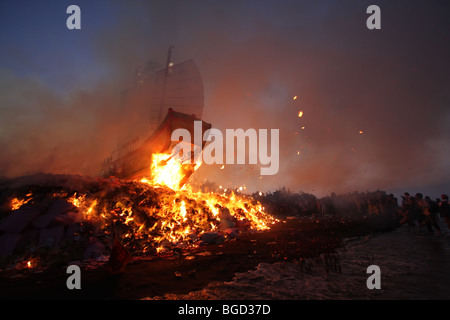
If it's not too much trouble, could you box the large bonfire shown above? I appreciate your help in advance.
[74,152,277,253]
[0,152,278,270]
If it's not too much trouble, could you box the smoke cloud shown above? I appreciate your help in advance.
[1,0,449,197]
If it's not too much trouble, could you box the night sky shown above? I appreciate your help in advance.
[0,0,449,198]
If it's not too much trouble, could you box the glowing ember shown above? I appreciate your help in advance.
[298,110,303,118]
[11,198,27,210]
[68,194,98,220]
[63,151,278,254]
[10,192,33,210]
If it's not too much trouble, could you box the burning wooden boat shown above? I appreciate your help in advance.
[98,109,211,184]
[98,48,211,187]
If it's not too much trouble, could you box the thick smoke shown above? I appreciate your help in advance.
[0,70,120,177]
[0,0,449,197]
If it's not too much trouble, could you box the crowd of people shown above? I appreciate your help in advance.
[256,189,400,219]
[399,193,450,235]
[256,188,450,236]
[316,190,399,218]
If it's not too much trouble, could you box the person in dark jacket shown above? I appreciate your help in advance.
[439,194,450,230]
[400,193,415,226]
[423,196,441,236]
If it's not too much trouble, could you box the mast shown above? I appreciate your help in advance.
[158,46,174,123]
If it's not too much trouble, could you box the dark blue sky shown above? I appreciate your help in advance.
[0,1,121,92]
[0,0,449,198]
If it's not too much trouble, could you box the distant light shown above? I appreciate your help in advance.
[298,111,303,118]
[301,126,305,130]
[220,165,225,169]
[359,130,364,134]
[168,62,174,67]
[293,96,298,100]
[297,151,300,155]
[259,191,262,196]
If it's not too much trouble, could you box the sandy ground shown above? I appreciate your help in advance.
[0,216,398,299]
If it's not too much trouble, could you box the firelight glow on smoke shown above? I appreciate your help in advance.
[0,1,449,199]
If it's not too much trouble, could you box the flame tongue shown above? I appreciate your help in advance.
[10,192,33,210]
[145,152,201,191]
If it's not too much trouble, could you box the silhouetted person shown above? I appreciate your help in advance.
[414,193,440,235]
[413,193,426,227]
[423,196,441,236]
[400,192,416,226]
[439,194,450,230]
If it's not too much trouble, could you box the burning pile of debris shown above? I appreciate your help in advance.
[0,162,277,272]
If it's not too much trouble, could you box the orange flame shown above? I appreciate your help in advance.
[66,151,278,253]
[10,192,33,210]
[144,152,201,191]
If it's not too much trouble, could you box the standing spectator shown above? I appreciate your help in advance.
[413,193,426,227]
[435,198,442,218]
[400,193,415,226]
[424,196,441,236]
[439,194,450,230]
[415,193,440,235]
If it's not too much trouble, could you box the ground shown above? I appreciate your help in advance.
[0,215,398,299]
